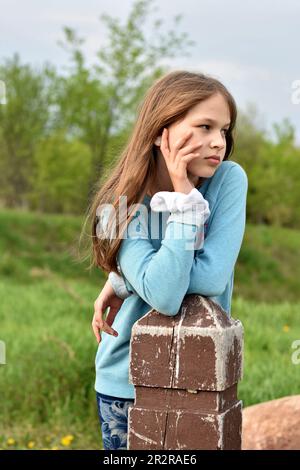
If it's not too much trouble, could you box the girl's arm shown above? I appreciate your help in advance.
[186,163,248,296]
[100,191,209,317]
[109,163,248,301]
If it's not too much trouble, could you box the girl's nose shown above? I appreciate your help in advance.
[210,132,225,149]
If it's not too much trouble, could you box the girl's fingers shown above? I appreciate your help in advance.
[105,308,119,327]
[92,323,101,343]
[173,130,193,153]
[95,318,118,337]
[177,142,202,157]
[92,306,117,342]
[159,128,203,181]
[180,153,201,163]
[104,321,118,336]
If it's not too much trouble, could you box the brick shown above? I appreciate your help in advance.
[128,294,243,450]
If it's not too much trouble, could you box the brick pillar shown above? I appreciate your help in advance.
[127,294,243,450]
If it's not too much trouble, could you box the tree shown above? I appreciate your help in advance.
[30,131,92,214]
[0,54,54,207]
[234,106,300,227]
[56,0,195,194]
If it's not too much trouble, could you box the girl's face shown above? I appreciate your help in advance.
[167,92,231,178]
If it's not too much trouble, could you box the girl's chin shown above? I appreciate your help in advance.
[188,165,218,178]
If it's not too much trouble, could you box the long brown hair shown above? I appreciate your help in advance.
[82,70,237,274]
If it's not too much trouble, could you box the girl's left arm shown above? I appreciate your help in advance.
[186,163,248,296]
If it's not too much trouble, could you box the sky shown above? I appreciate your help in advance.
[1,0,299,143]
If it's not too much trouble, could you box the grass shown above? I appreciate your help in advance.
[0,208,299,449]
[0,278,101,450]
[234,297,300,406]
[234,223,300,302]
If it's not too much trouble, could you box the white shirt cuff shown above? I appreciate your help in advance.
[150,188,210,227]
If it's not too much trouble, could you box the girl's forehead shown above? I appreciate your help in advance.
[187,94,231,122]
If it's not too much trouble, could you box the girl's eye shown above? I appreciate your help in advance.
[198,125,229,135]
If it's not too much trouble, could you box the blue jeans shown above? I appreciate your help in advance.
[96,391,135,450]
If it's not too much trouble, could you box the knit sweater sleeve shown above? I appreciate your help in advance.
[186,163,248,296]
[101,189,210,316]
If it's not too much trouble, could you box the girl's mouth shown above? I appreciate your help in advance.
[205,156,220,165]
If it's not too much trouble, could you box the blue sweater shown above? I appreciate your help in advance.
[94,160,248,399]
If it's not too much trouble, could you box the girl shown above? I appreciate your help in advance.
[87,71,248,450]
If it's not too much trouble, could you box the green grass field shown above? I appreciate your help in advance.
[0,208,299,449]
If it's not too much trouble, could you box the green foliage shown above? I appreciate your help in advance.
[0,0,195,213]
[29,131,92,214]
[0,54,54,207]
[235,223,300,302]
[55,0,194,189]
[96,0,194,125]
[234,105,300,228]
[0,208,104,284]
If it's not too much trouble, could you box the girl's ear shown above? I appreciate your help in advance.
[154,136,162,146]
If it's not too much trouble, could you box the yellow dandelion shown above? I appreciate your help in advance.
[60,435,74,447]
[283,325,290,332]
[7,438,16,446]
[27,441,35,449]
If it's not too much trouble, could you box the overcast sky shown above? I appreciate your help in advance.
[1,0,299,143]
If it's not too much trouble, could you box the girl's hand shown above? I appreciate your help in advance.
[92,279,124,344]
[160,128,202,193]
